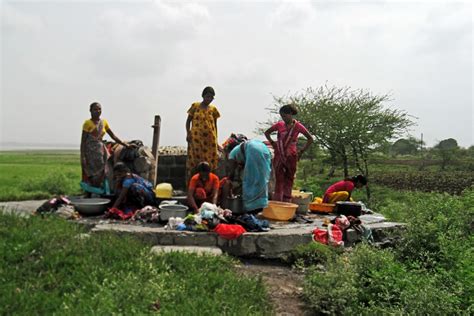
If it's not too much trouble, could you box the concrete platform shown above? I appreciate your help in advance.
[1,200,405,258]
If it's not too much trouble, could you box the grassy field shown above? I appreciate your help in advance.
[0,151,82,201]
[0,213,270,315]
[1,151,472,314]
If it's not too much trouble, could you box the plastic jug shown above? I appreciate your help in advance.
[155,183,173,198]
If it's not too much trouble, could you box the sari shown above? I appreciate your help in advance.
[272,120,309,202]
[229,139,271,212]
[81,119,110,191]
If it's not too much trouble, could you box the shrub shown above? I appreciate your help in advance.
[302,189,474,314]
[303,258,358,315]
[283,242,342,269]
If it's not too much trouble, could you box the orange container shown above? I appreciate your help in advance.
[309,202,335,213]
[262,201,298,221]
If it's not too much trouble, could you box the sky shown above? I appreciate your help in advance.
[1,0,473,149]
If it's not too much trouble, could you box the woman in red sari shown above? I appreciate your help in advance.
[264,104,313,202]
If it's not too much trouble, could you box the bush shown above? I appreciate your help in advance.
[304,243,465,315]
[302,189,474,314]
[303,258,358,315]
[283,242,342,269]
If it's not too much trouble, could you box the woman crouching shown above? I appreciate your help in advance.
[112,163,156,209]
[323,175,368,203]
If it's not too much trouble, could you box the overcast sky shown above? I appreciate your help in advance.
[1,0,472,149]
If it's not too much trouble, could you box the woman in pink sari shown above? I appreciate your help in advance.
[264,104,313,202]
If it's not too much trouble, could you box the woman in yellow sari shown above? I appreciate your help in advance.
[80,102,129,194]
[185,86,221,179]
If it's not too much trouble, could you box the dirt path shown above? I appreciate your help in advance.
[236,259,308,316]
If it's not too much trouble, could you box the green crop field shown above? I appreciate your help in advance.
[0,151,82,201]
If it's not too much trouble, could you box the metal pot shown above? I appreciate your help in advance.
[70,198,111,216]
[226,196,245,215]
[158,204,189,221]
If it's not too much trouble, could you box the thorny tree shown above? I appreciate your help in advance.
[263,84,415,200]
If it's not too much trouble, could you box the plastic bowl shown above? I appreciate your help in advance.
[262,200,298,221]
[309,202,335,213]
[70,198,111,216]
[159,204,189,221]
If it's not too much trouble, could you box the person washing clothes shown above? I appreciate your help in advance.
[264,104,313,202]
[185,86,221,180]
[323,175,368,203]
[187,162,220,213]
[111,163,156,210]
[223,134,272,214]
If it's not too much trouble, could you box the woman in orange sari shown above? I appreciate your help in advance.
[185,86,220,178]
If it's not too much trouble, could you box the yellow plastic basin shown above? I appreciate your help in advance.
[309,202,335,213]
[262,200,298,221]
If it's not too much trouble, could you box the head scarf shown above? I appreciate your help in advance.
[222,133,248,152]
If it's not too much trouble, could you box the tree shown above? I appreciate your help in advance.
[264,84,415,200]
[391,137,422,156]
[434,138,459,170]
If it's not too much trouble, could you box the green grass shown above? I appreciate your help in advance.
[293,189,474,314]
[0,212,271,315]
[0,151,82,201]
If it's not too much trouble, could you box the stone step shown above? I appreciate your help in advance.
[151,245,223,256]
[90,220,405,259]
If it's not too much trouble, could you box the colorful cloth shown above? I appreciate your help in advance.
[106,207,136,220]
[229,139,272,212]
[81,119,110,188]
[213,224,246,240]
[272,120,309,202]
[323,180,355,203]
[312,224,344,247]
[121,174,156,208]
[186,102,220,175]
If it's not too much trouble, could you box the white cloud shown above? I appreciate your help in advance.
[1,1,44,33]
[267,0,317,28]
[88,0,211,78]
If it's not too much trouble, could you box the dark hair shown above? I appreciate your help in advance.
[202,86,215,97]
[279,104,298,115]
[113,162,130,174]
[350,175,367,185]
[196,161,211,173]
[90,102,101,111]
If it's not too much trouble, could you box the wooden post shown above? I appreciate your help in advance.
[151,115,161,186]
